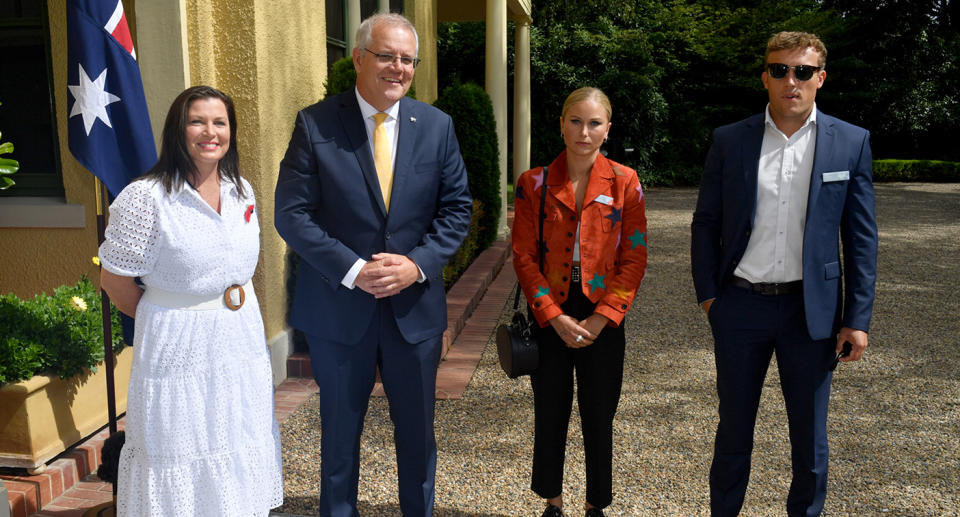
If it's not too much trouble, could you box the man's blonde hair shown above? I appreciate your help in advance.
[765,31,827,69]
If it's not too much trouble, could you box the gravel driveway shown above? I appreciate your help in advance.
[278,183,960,516]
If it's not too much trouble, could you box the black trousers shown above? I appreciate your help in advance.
[529,284,626,509]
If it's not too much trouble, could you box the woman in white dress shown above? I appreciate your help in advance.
[99,86,283,516]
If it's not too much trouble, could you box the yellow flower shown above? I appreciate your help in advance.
[91,256,101,266]
[70,296,88,311]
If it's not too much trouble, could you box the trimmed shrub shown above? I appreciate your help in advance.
[872,159,960,183]
[324,56,357,98]
[0,277,125,385]
[443,200,483,289]
[433,82,501,252]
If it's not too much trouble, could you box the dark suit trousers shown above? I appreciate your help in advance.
[530,285,625,509]
[708,283,835,517]
[307,298,441,517]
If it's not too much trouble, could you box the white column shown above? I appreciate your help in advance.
[513,20,531,190]
[134,0,190,150]
[485,0,508,237]
[378,0,390,13]
[347,0,361,51]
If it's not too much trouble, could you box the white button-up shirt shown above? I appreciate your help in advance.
[734,104,817,284]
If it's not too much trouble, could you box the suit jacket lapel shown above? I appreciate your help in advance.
[742,114,764,225]
[547,151,576,212]
[807,110,835,214]
[390,98,417,219]
[339,93,387,216]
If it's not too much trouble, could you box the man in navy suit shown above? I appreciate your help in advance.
[691,32,877,516]
[274,13,471,517]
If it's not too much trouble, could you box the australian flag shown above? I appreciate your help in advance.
[67,0,156,197]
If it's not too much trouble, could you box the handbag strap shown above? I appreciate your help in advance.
[513,165,549,310]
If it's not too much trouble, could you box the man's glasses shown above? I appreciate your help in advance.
[363,48,421,69]
[767,63,822,81]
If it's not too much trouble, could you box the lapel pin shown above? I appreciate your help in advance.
[410,116,417,123]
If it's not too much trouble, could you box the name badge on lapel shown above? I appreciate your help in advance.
[822,170,849,183]
[593,194,613,205]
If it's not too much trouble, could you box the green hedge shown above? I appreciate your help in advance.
[443,200,482,289]
[433,82,500,251]
[0,277,124,385]
[872,159,960,183]
[324,56,357,98]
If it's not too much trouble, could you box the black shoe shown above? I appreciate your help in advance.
[541,504,565,517]
[585,508,605,517]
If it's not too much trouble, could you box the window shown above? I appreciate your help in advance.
[0,0,63,198]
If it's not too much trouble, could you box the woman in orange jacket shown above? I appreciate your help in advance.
[512,87,647,517]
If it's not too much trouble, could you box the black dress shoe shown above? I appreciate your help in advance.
[541,504,565,517]
[584,508,605,517]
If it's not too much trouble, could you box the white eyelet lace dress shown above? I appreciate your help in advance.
[99,177,283,516]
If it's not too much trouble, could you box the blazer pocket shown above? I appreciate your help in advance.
[824,261,842,280]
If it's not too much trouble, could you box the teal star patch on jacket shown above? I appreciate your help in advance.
[587,274,606,294]
[628,229,646,249]
[534,286,550,298]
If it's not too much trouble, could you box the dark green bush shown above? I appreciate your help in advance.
[872,160,960,183]
[0,277,125,385]
[433,82,501,252]
[443,200,482,289]
[324,56,357,98]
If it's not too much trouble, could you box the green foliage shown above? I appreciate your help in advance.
[324,56,357,98]
[433,82,501,251]
[0,101,19,190]
[872,159,960,183]
[443,200,482,289]
[0,278,125,385]
[437,0,959,186]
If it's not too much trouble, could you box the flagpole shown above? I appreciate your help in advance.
[95,177,118,436]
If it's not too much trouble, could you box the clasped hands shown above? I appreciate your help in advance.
[355,253,420,298]
[549,313,610,348]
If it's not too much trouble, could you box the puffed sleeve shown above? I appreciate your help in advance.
[98,179,162,277]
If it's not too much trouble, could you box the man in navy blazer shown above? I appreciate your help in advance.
[274,13,471,517]
[691,32,877,516]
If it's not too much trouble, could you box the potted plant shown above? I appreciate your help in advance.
[0,273,131,473]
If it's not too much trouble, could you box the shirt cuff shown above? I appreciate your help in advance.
[341,258,366,289]
[416,264,426,283]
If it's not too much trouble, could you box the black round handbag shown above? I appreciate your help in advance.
[496,302,539,378]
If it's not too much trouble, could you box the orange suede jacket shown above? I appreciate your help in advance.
[512,151,647,327]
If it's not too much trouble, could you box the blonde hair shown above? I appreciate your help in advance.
[561,87,612,121]
[765,31,827,69]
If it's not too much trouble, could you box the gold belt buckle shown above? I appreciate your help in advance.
[223,284,245,311]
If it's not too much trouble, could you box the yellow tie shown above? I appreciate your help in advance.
[372,112,393,211]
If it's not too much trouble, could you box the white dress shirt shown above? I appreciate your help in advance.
[734,104,818,284]
[341,89,424,288]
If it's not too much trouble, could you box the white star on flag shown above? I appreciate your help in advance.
[68,63,121,136]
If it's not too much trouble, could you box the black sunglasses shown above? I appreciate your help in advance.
[767,63,822,81]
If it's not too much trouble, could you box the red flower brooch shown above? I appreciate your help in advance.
[244,204,255,223]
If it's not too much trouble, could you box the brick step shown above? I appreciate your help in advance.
[2,424,121,517]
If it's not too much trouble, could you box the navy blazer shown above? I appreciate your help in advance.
[275,92,472,344]
[691,110,878,340]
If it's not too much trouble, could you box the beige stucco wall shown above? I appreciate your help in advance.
[184,0,327,340]
[406,0,438,103]
[0,0,102,299]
